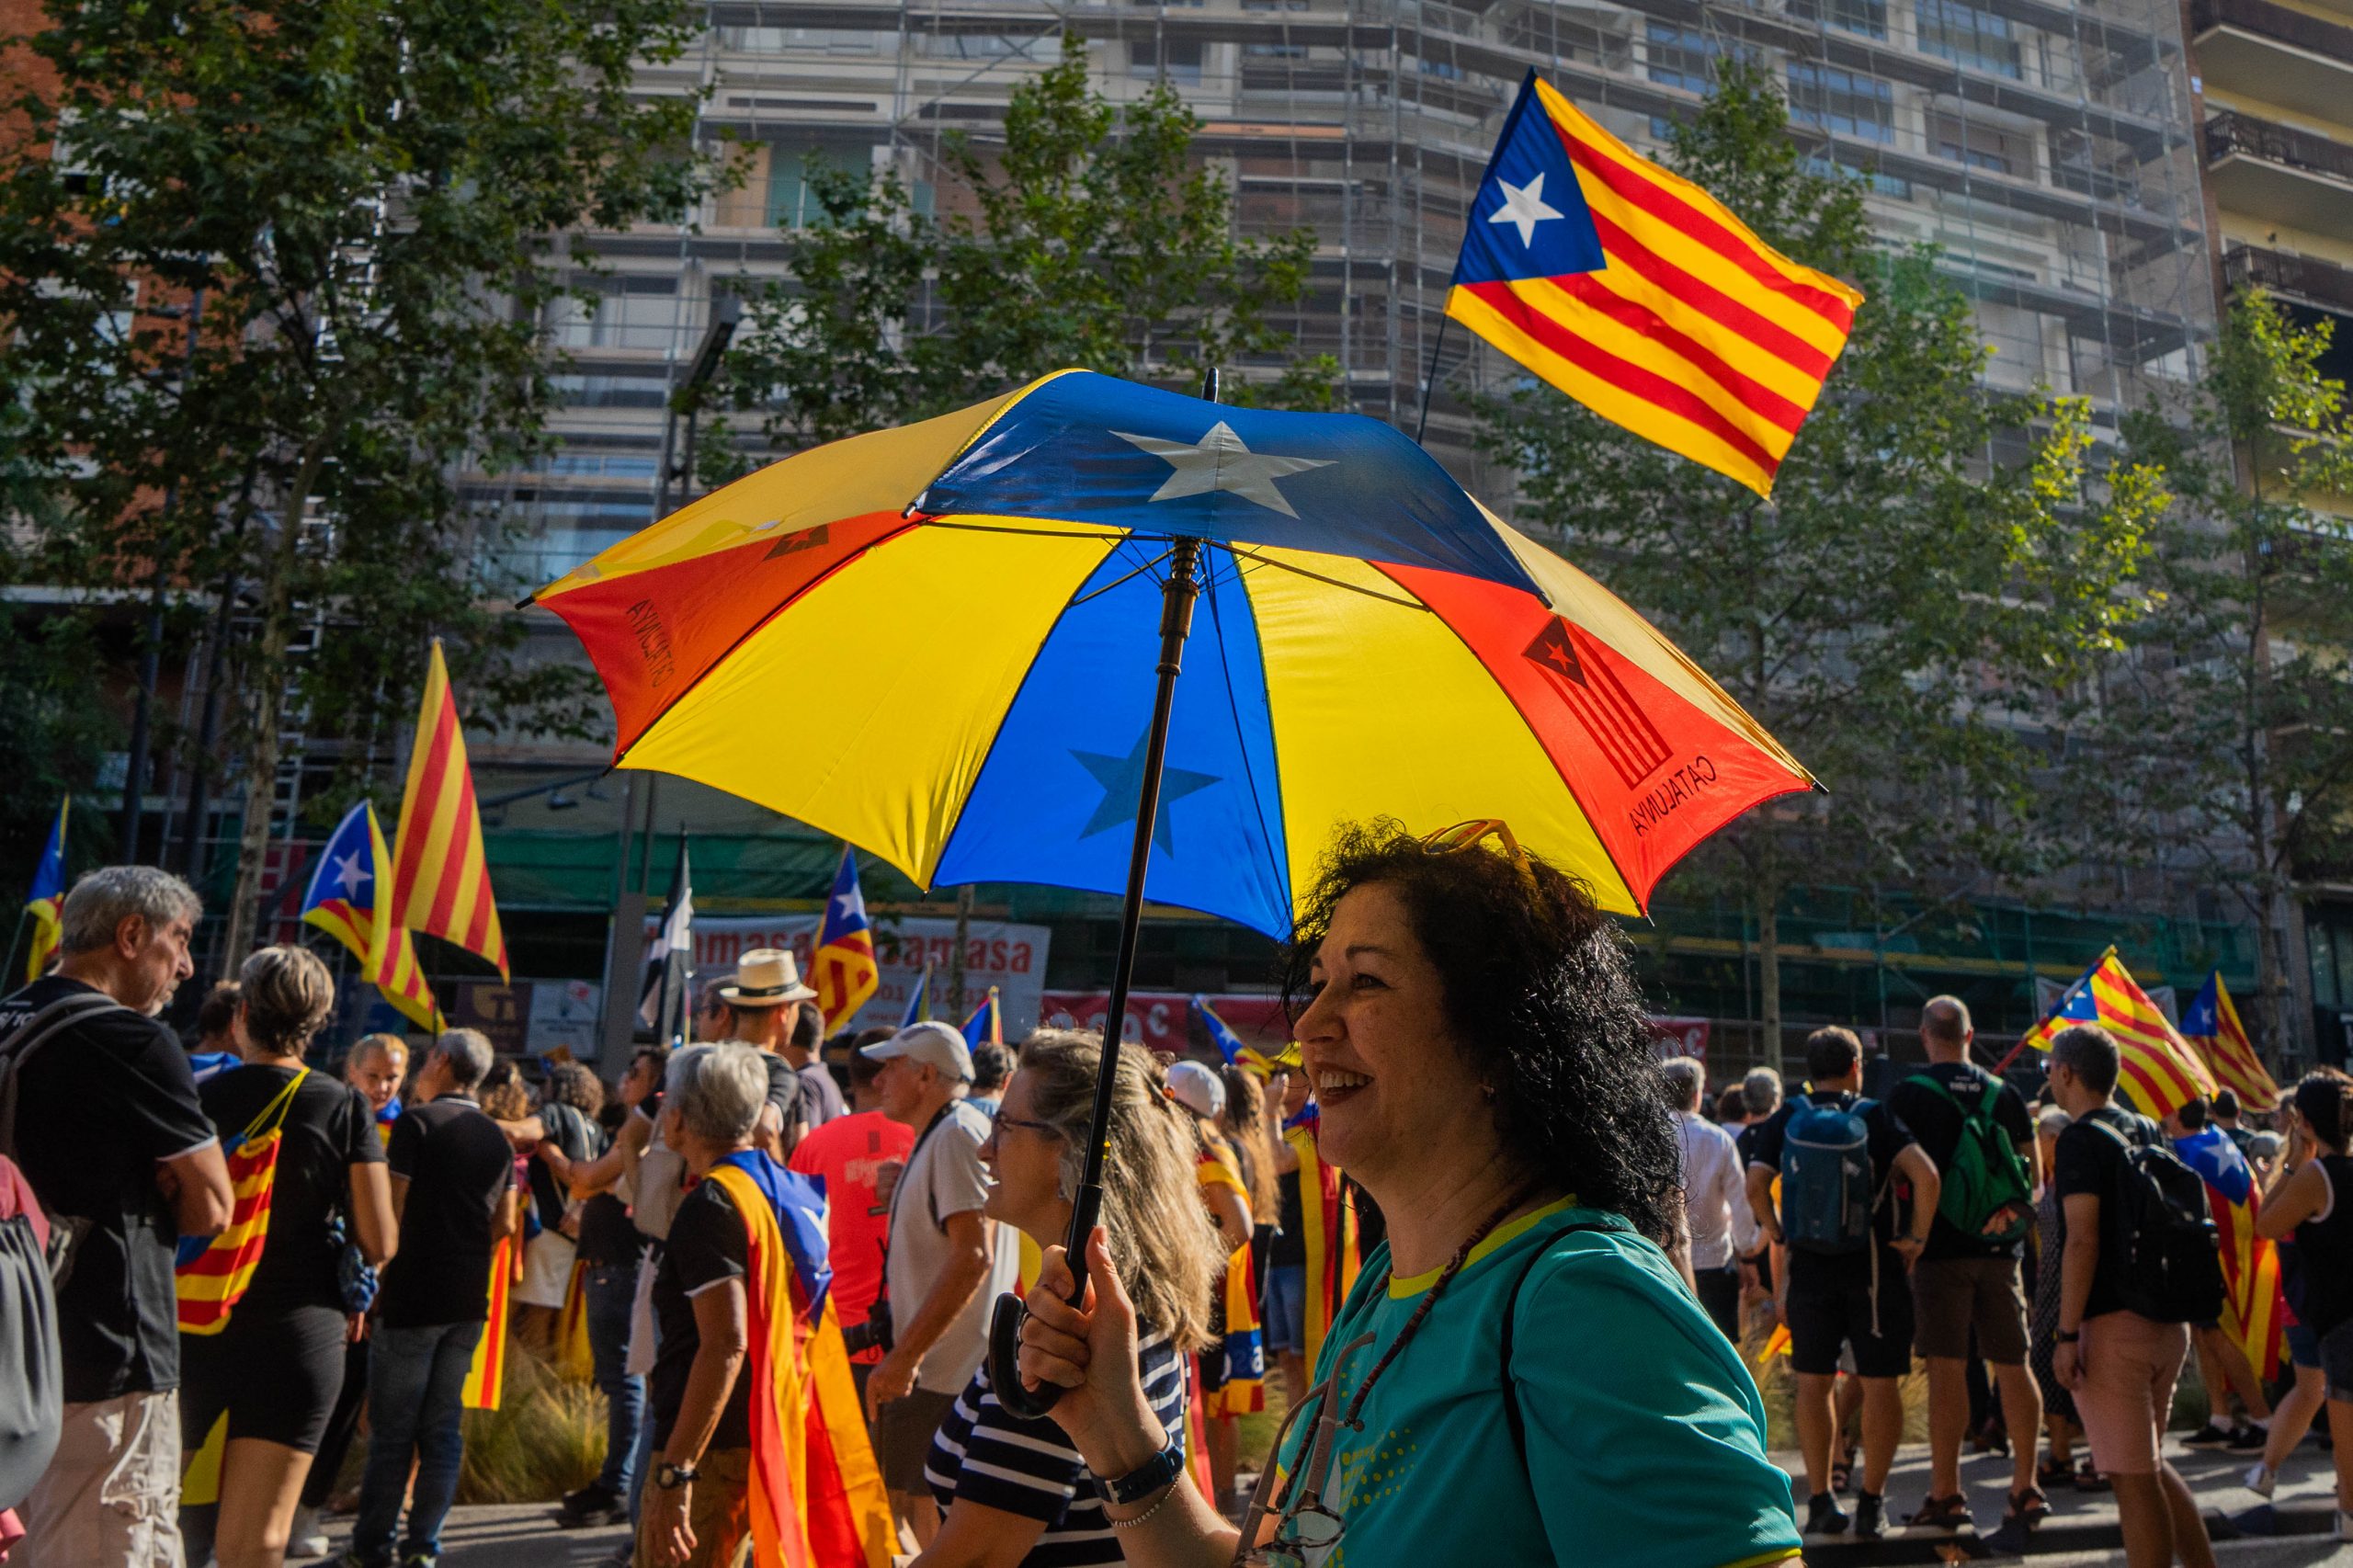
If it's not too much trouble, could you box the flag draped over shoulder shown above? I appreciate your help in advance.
[176,1068,311,1335]
[2021,949,2214,1120]
[22,798,66,983]
[1446,71,1861,496]
[392,640,508,979]
[2182,971,2279,1115]
[1194,1142,1266,1417]
[1281,1106,1359,1372]
[2175,1129,2286,1380]
[813,848,880,1033]
[301,801,439,1030]
[706,1153,893,1568]
[462,1234,517,1410]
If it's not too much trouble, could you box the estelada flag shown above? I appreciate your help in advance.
[1281,1104,1359,1373]
[1447,71,1861,496]
[462,1233,518,1409]
[705,1152,893,1568]
[2176,1130,2286,1380]
[813,846,880,1033]
[392,640,508,979]
[961,985,1002,1051]
[301,801,439,1030]
[2182,971,2279,1114]
[2018,949,2214,1121]
[176,1068,311,1335]
[22,797,66,983]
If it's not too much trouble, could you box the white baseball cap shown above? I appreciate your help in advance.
[860,1021,973,1083]
[1166,1059,1225,1119]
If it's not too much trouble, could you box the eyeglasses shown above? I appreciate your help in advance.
[1234,1333,1374,1566]
[992,1113,1063,1141]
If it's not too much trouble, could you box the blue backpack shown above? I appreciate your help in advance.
[1779,1096,1884,1255]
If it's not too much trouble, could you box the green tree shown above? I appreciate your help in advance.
[708,34,1337,467]
[1478,63,2165,1065]
[2092,289,2353,1056]
[0,0,711,960]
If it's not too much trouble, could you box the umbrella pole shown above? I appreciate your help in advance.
[990,533,1203,1419]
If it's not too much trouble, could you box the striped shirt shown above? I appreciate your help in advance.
[926,1329,1187,1566]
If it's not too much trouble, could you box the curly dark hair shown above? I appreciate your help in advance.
[1279,819,1681,1244]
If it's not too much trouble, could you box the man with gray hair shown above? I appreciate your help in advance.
[1662,1056,1756,1342]
[350,1028,520,1568]
[0,866,230,1568]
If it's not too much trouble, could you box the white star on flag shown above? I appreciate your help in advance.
[834,889,864,924]
[1487,172,1566,247]
[332,848,371,899]
[1112,421,1333,519]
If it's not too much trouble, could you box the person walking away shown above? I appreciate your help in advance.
[2250,1071,2353,1541]
[861,1022,1014,1550]
[1746,1025,1939,1540]
[2165,1097,2274,1453]
[188,983,243,1083]
[0,866,232,1568]
[1886,995,2046,1532]
[2047,1024,2221,1568]
[915,1032,1224,1566]
[788,1040,914,1406]
[966,1041,1010,1119]
[2212,1091,2254,1160]
[2238,1070,2347,1508]
[1166,1060,1260,1510]
[2027,1104,2093,1494]
[176,948,396,1568]
[707,951,827,1157]
[787,1002,847,1128]
[1716,1085,1751,1134]
[340,1028,518,1568]
[1662,1056,1756,1345]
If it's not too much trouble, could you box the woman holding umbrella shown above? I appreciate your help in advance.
[1013,821,1804,1568]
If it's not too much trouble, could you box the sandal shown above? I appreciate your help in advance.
[2036,1453,2072,1489]
[2073,1459,2110,1493]
[1907,1493,1972,1531]
[2006,1485,2052,1527]
[1831,1440,1858,1494]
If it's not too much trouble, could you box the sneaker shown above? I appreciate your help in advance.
[2228,1424,2270,1450]
[289,1504,331,1561]
[558,1483,627,1528]
[1803,1492,1850,1539]
[2242,1460,2277,1498]
[1853,1491,1888,1540]
[398,1555,438,1568]
[2183,1422,2234,1449]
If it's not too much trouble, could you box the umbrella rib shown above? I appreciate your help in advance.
[1067,544,1175,609]
[915,518,1134,545]
[1221,544,1431,611]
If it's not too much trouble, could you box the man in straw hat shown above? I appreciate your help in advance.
[705,949,840,1157]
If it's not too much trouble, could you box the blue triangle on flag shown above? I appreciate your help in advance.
[1452,72,1607,288]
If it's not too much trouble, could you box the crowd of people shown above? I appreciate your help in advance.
[2,843,2349,1568]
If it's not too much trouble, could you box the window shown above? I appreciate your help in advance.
[717,26,878,52]
[1131,38,1205,83]
[549,373,671,409]
[1929,111,2032,175]
[767,144,869,230]
[1790,0,1890,39]
[1789,64,1894,142]
[1915,0,2020,77]
[1645,22,1750,93]
[545,276,678,351]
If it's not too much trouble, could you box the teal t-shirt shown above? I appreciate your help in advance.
[1272,1199,1801,1568]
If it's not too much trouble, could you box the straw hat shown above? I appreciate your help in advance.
[717,948,817,1007]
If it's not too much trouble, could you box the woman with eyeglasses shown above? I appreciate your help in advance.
[1016,819,1806,1568]
[913,1030,1227,1567]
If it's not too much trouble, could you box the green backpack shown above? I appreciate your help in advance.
[1906,1071,2034,1246]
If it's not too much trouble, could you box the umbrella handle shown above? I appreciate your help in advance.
[986,1182,1104,1419]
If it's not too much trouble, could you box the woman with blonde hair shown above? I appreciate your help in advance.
[913,1030,1223,1567]
[1219,1065,1279,1233]
[177,945,397,1568]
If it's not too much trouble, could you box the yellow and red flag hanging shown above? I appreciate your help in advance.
[392,640,507,980]
[1445,71,1861,496]
[1280,1104,1359,1373]
[462,1233,519,1409]
[2017,949,2215,1120]
[176,1068,311,1335]
[813,846,880,1034]
[300,801,439,1030]
[2182,971,2279,1115]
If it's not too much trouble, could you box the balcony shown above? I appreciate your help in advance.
[2226,243,2353,317]
[2205,110,2353,244]
[2190,0,2353,125]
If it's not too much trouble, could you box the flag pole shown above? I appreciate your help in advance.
[1413,312,1453,447]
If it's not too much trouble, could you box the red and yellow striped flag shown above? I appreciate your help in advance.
[2182,971,2279,1115]
[462,1233,518,1410]
[176,1069,311,1335]
[392,640,507,979]
[2212,1181,2287,1380]
[2021,949,2215,1120]
[1446,71,1861,496]
[1281,1106,1359,1373]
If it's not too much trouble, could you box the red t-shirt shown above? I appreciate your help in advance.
[788,1109,915,1361]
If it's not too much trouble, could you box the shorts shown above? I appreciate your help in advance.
[1909,1256,2029,1363]
[1786,1272,1914,1379]
[2074,1310,2188,1477]
[2286,1321,2320,1371]
[871,1388,959,1494]
[517,1230,577,1311]
[179,1303,349,1454]
[12,1391,182,1568]
[2320,1318,2353,1402]
[1262,1263,1308,1357]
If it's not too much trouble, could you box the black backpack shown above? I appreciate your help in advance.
[2087,1112,2225,1324]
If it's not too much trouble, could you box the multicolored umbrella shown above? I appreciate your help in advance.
[535,369,1809,936]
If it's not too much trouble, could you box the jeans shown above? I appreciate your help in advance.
[584,1262,644,1497]
[352,1320,483,1564]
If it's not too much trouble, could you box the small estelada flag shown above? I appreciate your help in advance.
[2021,949,2215,1120]
[961,985,1003,1050]
[1446,71,1862,496]
[22,797,67,983]
[301,801,439,1031]
[176,1068,312,1335]
[2181,971,2279,1114]
[813,846,880,1033]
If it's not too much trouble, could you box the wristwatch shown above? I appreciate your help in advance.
[2056,1330,2080,1344]
[1099,1434,1187,1506]
[655,1461,701,1490]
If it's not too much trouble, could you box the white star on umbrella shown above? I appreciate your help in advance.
[1487,172,1566,247]
[1112,421,1333,519]
[332,847,371,899]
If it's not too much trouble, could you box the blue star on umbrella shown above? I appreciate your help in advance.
[1071,733,1220,855]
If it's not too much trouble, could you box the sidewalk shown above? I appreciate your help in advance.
[296,1506,630,1567]
[1775,1431,2345,1562]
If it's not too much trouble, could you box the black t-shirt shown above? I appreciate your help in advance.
[1886,1062,2035,1261]
[197,1064,384,1316]
[648,1179,752,1450]
[1271,1167,1305,1267]
[528,1101,603,1232]
[576,1192,642,1268]
[2052,1104,2162,1322]
[0,976,219,1401]
[378,1095,513,1328]
[1745,1089,1917,1290]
